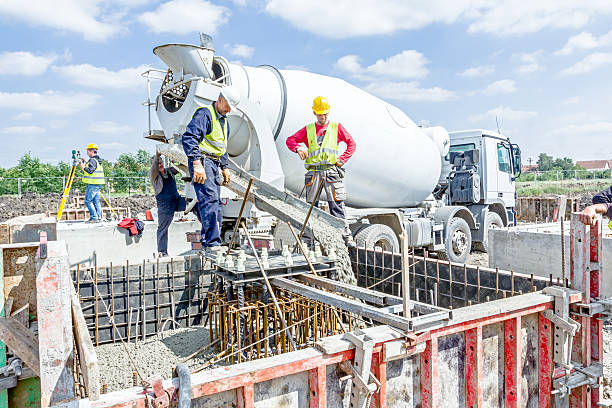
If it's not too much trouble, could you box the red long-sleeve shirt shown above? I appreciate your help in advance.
[285,122,356,164]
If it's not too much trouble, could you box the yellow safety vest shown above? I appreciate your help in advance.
[305,122,339,168]
[196,104,228,157]
[82,158,105,185]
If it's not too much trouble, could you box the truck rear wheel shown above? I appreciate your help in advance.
[472,212,503,253]
[354,224,399,252]
[438,217,471,263]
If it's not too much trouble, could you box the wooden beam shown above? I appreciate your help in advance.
[70,284,100,401]
[10,303,29,328]
[271,277,412,331]
[0,318,39,376]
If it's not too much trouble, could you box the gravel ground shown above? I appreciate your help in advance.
[96,325,217,392]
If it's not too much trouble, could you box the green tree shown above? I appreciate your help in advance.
[537,153,554,171]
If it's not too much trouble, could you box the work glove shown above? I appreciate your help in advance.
[221,168,231,186]
[192,161,206,184]
[297,148,308,161]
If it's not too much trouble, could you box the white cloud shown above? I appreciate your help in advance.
[0,126,45,135]
[457,65,495,77]
[562,96,581,105]
[364,81,455,102]
[50,120,68,129]
[560,52,612,76]
[0,91,100,115]
[547,121,612,137]
[88,121,134,134]
[475,79,517,96]
[139,0,230,35]
[264,1,612,38]
[53,64,151,90]
[226,44,254,59]
[0,0,127,41]
[12,112,33,121]
[514,51,543,75]
[335,50,429,80]
[103,142,129,150]
[556,30,612,55]
[0,51,56,76]
[468,106,537,122]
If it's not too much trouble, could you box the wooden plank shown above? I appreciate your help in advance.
[308,366,325,408]
[0,318,39,376]
[10,303,29,328]
[3,298,13,318]
[537,313,552,408]
[420,337,438,408]
[504,316,521,408]
[236,382,254,408]
[465,326,483,408]
[271,277,412,331]
[70,284,100,401]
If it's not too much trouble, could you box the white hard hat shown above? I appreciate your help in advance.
[220,85,240,110]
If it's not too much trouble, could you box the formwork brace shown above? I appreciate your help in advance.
[541,286,580,367]
[341,329,381,408]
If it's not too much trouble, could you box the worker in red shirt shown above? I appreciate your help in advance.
[286,96,357,245]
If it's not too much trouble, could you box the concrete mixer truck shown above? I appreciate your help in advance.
[144,35,522,263]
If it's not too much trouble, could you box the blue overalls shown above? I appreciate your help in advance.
[156,172,186,254]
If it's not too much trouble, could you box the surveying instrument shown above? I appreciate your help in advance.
[56,149,117,221]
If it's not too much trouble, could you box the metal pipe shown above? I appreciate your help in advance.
[295,178,325,251]
[227,177,254,255]
[175,363,192,408]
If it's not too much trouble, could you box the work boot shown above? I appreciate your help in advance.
[344,235,356,248]
[199,245,227,258]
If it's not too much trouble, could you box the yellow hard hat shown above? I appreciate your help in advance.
[312,96,330,115]
[87,143,99,150]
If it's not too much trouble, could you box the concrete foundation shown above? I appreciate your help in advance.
[57,219,201,267]
[488,223,612,297]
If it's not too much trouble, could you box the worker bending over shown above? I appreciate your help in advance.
[182,86,240,256]
[578,185,612,226]
[150,154,187,257]
[286,96,357,245]
[79,143,105,223]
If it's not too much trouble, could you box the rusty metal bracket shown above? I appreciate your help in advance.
[148,376,175,408]
[342,329,381,408]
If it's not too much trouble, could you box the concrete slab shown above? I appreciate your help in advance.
[57,220,201,267]
[489,223,612,297]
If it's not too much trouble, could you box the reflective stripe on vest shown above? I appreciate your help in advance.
[304,122,339,168]
[196,104,228,157]
[82,158,105,185]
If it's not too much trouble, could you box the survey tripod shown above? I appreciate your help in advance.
[56,149,117,221]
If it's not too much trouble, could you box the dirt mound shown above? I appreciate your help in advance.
[0,193,156,222]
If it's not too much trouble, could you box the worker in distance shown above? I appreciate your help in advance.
[286,96,357,246]
[182,86,240,256]
[79,143,106,223]
[578,185,612,227]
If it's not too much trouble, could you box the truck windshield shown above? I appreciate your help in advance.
[497,143,512,173]
[445,143,475,161]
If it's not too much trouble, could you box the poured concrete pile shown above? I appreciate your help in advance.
[96,325,217,392]
[229,170,356,285]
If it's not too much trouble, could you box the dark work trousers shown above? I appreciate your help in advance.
[190,157,223,248]
[304,166,349,235]
[156,173,186,254]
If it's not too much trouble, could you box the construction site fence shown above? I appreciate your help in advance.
[0,176,186,197]
[516,196,580,222]
[518,168,612,182]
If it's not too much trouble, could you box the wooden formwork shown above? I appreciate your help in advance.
[516,196,579,222]
[56,215,607,408]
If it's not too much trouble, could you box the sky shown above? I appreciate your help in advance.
[1,0,612,166]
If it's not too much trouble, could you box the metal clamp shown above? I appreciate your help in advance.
[341,329,381,408]
[148,376,175,408]
[0,358,22,391]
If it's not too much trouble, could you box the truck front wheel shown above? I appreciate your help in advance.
[438,217,472,263]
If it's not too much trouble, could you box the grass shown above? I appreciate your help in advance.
[516,179,611,197]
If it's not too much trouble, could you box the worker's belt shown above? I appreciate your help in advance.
[202,153,222,162]
[306,164,335,171]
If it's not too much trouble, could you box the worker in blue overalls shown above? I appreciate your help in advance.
[181,86,240,257]
[150,154,186,257]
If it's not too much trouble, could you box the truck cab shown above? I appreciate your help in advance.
[442,129,521,250]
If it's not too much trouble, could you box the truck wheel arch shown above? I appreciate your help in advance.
[433,206,477,231]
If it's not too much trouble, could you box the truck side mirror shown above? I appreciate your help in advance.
[511,143,522,177]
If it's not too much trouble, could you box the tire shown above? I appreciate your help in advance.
[472,212,503,253]
[437,217,472,263]
[354,224,399,252]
